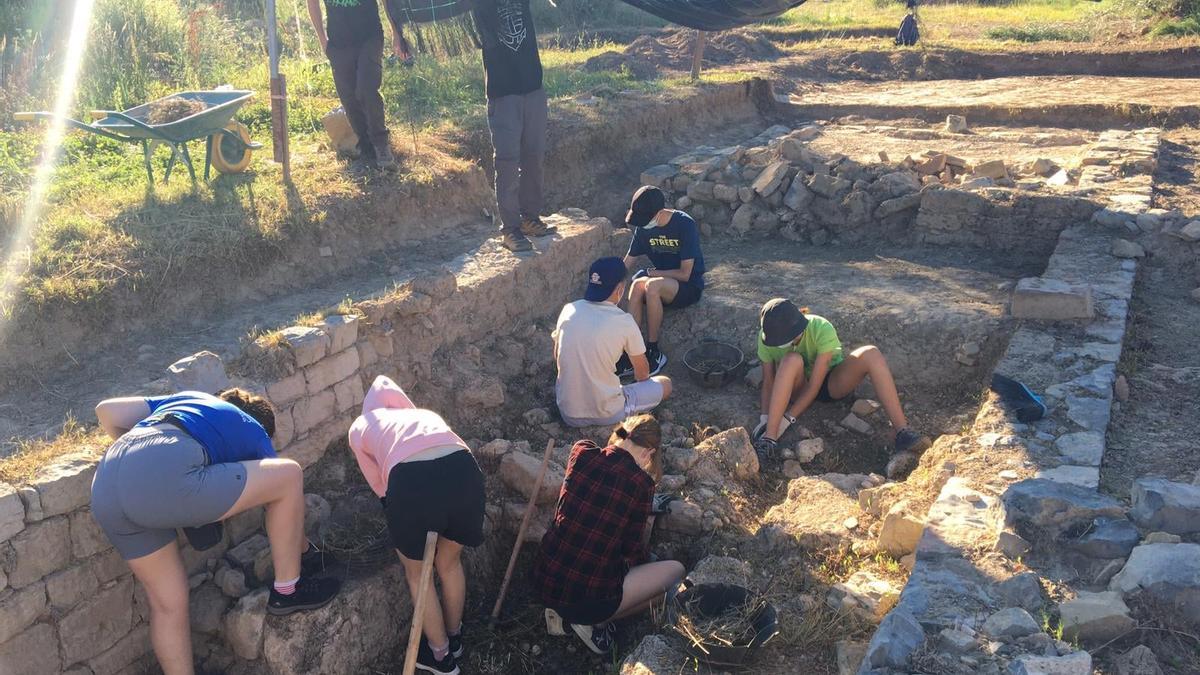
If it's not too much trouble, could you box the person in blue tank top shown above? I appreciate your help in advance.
[90,388,340,675]
[619,185,706,377]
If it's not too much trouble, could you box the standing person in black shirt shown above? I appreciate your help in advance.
[307,0,399,170]
[472,0,555,251]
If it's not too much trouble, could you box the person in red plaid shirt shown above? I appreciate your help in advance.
[531,414,685,655]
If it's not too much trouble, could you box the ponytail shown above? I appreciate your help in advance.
[609,414,663,482]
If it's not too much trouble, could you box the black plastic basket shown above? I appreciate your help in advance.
[683,339,745,389]
[671,583,779,667]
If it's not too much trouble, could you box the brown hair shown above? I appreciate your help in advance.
[610,414,663,482]
[219,388,276,439]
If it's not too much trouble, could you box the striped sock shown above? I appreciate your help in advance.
[273,576,299,596]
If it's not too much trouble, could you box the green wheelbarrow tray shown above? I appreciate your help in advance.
[16,89,263,184]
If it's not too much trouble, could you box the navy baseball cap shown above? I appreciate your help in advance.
[760,298,809,347]
[584,257,627,301]
[626,185,666,229]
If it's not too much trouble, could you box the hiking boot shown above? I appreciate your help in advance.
[448,626,464,659]
[415,637,460,674]
[520,216,557,237]
[300,541,333,577]
[885,451,918,480]
[754,436,778,463]
[615,353,635,378]
[375,145,397,171]
[501,231,533,252]
[267,576,341,616]
[570,622,616,655]
[646,346,667,376]
[886,428,932,480]
[894,428,932,455]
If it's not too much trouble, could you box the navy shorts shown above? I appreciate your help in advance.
[667,281,702,310]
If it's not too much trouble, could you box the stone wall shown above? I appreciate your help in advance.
[0,211,622,675]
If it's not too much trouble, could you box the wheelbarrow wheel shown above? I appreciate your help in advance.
[211,121,253,174]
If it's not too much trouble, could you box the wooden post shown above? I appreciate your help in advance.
[490,439,556,625]
[690,30,707,81]
[402,531,439,675]
[265,0,291,181]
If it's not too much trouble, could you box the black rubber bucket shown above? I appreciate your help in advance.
[671,583,779,667]
[683,339,745,389]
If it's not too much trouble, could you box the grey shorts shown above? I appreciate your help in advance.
[561,379,665,427]
[90,425,248,560]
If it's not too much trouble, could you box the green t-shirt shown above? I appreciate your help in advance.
[756,314,844,377]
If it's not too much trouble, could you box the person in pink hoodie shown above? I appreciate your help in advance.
[349,375,485,675]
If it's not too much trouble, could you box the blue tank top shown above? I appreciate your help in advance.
[137,392,276,465]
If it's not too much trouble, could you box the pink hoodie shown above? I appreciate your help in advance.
[348,375,468,497]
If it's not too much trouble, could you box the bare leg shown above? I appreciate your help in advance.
[826,345,909,435]
[434,539,466,634]
[127,543,194,675]
[627,277,648,329]
[399,550,448,648]
[609,560,685,621]
[642,277,679,343]
[218,458,305,583]
[765,353,806,439]
[650,375,673,401]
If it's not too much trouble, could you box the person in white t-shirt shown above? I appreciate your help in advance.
[554,257,673,427]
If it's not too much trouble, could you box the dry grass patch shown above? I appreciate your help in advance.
[0,417,107,485]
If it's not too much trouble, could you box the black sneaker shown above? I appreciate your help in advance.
[375,145,398,172]
[416,637,460,674]
[894,428,932,455]
[615,353,635,378]
[267,576,341,616]
[501,231,533,252]
[520,216,557,237]
[646,346,667,376]
[570,622,616,655]
[448,626,464,659]
[300,541,333,577]
[754,436,778,463]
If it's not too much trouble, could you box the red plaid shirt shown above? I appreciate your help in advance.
[532,440,654,607]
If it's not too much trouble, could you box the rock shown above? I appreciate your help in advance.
[827,570,900,621]
[686,180,715,201]
[752,160,790,197]
[1130,478,1200,534]
[664,446,699,474]
[225,589,269,659]
[1114,645,1162,675]
[997,531,1032,559]
[1009,650,1092,674]
[1011,278,1094,320]
[794,438,826,463]
[945,114,968,133]
[1003,479,1124,539]
[840,413,872,435]
[1109,543,1200,623]
[167,350,229,394]
[939,627,978,654]
[499,451,565,505]
[712,183,739,203]
[973,159,1008,180]
[694,427,759,481]
[1094,208,1134,227]
[1059,591,1133,644]
[1143,531,1180,544]
[688,556,751,586]
[303,493,331,539]
[1066,517,1139,560]
[0,482,23,544]
[619,635,681,675]
[522,407,552,425]
[850,399,880,416]
[0,623,60,675]
[808,173,851,199]
[659,474,685,492]
[475,439,514,460]
[1030,158,1059,177]
[1114,375,1130,402]
[190,583,229,636]
[7,516,71,588]
[1111,239,1145,259]
[782,174,814,211]
[1173,220,1200,242]
[658,499,704,534]
[859,609,925,670]
[215,566,249,598]
[640,164,676,189]
[1046,169,1070,186]
[456,375,504,409]
[737,186,754,203]
[1054,432,1104,467]
[878,501,924,557]
[783,460,805,478]
[730,202,759,235]
[996,572,1045,614]
[983,607,1040,639]
[744,364,763,388]
[836,639,867,674]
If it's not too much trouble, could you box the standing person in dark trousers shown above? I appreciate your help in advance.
[471,0,555,252]
[307,0,398,170]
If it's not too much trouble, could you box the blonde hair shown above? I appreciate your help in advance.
[609,414,663,482]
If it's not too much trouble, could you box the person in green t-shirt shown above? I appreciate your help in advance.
[752,298,932,479]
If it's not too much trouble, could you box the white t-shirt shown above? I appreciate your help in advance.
[553,300,646,421]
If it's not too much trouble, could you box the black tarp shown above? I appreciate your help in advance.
[387,0,807,30]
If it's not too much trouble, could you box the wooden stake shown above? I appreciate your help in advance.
[490,439,556,625]
[402,531,439,675]
[690,30,707,81]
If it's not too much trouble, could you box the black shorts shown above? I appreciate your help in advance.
[385,450,486,559]
[667,281,703,310]
[816,368,848,403]
[554,595,623,626]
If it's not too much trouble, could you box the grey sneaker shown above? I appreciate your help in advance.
[570,622,616,655]
[501,232,533,252]
[375,145,397,171]
[520,216,557,236]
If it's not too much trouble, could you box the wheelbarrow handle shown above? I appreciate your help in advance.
[89,110,114,121]
[13,112,36,122]
[14,111,134,143]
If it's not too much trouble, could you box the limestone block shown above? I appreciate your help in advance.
[827,570,900,621]
[0,623,60,675]
[280,326,330,368]
[332,375,365,413]
[273,406,295,448]
[836,639,868,674]
[70,509,111,558]
[29,454,96,518]
[190,583,229,636]
[1111,239,1145,259]
[318,315,359,353]
[1109,543,1200,623]
[878,501,924,557]
[46,562,99,611]
[1035,465,1100,489]
[58,576,134,663]
[945,114,968,133]
[687,556,751,587]
[783,174,814,211]
[1130,478,1200,535]
[7,516,71,588]
[1066,517,1138,560]
[291,390,336,435]
[858,609,924,671]
[266,372,307,406]
[17,486,42,522]
[166,350,229,394]
[694,427,759,481]
[224,589,269,660]
[620,634,682,675]
[215,565,249,598]
[1059,591,1133,644]
[982,607,1040,639]
[227,534,271,583]
[996,571,1045,614]
[1003,479,1123,540]
[226,506,264,546]
[1012,278,1094,320]
[640,164,676,189]
[664,446,698,474]
[1054,432,1104,467]
[87,623,150,675]
[1114,645,1163,675]
[0,482,25,543]
[840,413,872,435]
[794,437,825,464]
[752,161,790,197]
[499,451,565,505]
[1009,651,1092,675]
[686,180,715,202]
[302,347,360,395]
[808,173,851,199]
[90,549,128,584]
[658,499,705,534]
[0,580,46,643]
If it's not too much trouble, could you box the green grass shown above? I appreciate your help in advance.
[1152,15,1200,33]
[986,24,1093,41]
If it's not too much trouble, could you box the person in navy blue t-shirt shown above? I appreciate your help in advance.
[620,185,706,376]
[90,388,340,673]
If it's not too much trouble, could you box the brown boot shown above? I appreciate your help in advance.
[520,217,556,237]
[501,231,532,252]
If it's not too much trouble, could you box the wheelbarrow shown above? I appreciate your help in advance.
[15,89,262,184]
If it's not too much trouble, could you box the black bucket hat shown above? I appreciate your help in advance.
[760,298,809,347]
[626,185,666,229]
